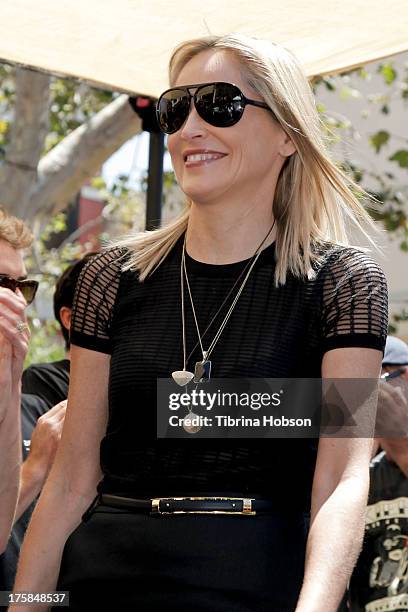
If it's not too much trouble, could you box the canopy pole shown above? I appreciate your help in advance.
[146,130,164,230]
[128,96,164,230]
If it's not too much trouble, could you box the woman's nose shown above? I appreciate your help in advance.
[179,101,208,140]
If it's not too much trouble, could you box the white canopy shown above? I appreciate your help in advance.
[0,0,407,96]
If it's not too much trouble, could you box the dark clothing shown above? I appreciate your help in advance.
[59,236,387,609]
[0,394,48,595]
[70,237,387,503]
[55,504,308,612]
[22,359,70,409]
[347,452,408,611]
[0,360,69,597]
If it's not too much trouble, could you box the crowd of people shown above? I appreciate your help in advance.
[0,32,406,612]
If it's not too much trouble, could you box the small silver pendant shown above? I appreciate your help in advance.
[194,359,212,383]
[172,370,194,386]
[183,412,202,434]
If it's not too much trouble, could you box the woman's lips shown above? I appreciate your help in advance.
[184,152,227,167]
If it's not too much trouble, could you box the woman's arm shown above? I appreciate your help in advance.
[295,346,382,612]
[10,345,110,612]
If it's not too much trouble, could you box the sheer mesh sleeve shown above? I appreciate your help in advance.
[69,247,126,354]
[319,247,388,355]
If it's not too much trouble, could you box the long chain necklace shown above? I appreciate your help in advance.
[171,220,276,387]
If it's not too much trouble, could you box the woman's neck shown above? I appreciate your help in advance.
[185,200,276,264]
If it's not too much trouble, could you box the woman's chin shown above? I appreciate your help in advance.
[181,186,222,205]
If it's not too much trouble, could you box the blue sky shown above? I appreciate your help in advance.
[102,132,173,190]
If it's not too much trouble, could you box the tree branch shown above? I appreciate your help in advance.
[28,95,142,221]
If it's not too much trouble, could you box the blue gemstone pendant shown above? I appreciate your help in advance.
[194,359,211,383]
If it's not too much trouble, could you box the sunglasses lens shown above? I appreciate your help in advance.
[195,83,244,127]
[157,89,190,134]
[0,276,38,304]
[19,281,38,305]
[0,276,17,292]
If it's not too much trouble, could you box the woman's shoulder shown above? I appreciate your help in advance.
[78,246,131,286]
[312,242,386,285]
[84,246,129,271]
[312,242,388,331]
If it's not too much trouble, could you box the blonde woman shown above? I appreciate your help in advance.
[12,34,388,612]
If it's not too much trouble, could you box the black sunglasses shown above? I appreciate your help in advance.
[0,274,39,305]
[156,81,274,135]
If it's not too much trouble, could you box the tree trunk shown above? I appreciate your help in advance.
[0,68,143,222]
[0,68,51,217]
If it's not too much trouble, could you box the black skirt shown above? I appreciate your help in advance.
[55,503,308,612]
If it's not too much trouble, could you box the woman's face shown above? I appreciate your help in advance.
[167,49,295,205]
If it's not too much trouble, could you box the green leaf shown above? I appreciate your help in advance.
[91,176,106,190]
[339,86,360,100]
[369,130,390,153]
[357,68,369,79]
[323,77,336,91]
[400,240,408,252]
[384,217,400,232]
[389,150,408,168]
[379,63,397,85]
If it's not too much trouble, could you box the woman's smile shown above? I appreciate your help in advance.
[183,149,228,168]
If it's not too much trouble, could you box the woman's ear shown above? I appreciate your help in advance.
[279,132,296,158]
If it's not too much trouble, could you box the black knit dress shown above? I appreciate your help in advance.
[55,235,388,612]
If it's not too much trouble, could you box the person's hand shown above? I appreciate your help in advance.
[0,331,13,423]
[0,286,30,390]
[24,400,67,486]
[375,378,408,438]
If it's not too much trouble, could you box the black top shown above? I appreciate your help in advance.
[0,394,49,595]
[22,359,70,409]
[347,451,408,611]
[70,235,388,510]
[1,361,69,595]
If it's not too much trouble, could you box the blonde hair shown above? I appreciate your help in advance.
[115,33,378,285]
[0,206,33,250]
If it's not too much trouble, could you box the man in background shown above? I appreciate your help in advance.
[345,336,408,611]
[22,253,94,407]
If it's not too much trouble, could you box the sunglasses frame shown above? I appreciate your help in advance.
[156,81,275,134]
[0,274,39,305]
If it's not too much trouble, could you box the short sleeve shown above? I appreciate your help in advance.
[69,247,126,354]
[319,247,388,355]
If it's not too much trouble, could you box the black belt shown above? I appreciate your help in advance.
[83,494,276,520]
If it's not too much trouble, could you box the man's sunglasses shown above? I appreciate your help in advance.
[156,81,274,134]
[0,274,39,305]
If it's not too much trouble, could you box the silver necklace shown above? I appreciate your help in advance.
[171,221,276,388]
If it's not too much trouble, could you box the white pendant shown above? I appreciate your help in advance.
[183,412,202,434]
[172,370,194,386]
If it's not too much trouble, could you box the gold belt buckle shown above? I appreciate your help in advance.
[150,496,256,516]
